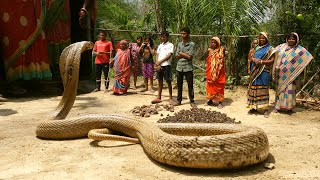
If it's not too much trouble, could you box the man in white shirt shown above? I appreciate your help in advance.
[151,31,174,105]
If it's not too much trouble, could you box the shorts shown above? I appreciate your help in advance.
[156,65,172,81]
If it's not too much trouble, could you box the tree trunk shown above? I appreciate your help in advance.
[154,0,164,32]
[226,37,235,77]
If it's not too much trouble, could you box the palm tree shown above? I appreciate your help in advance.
[152,0,268,76]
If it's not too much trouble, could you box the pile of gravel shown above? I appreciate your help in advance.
[157,108,240,124]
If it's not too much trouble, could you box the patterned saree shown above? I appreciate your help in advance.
[113,48,131,94]
[274,33,313,110]
[247,44,275,110]
[0,0,71,81]
[206,37,226,102]
[0,0,51,81]
[46,0,71,79]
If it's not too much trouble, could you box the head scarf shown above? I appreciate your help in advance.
[208,36,224,81]
[286,32,299,47]
[210,37,221,49]
[260,32,269,41]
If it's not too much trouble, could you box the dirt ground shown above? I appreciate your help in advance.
[0,78,319,180]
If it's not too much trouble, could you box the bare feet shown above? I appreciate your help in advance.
[168,99,175,105]
[264,111,270,118]
[190,102,196,108]
[173,101,181,106]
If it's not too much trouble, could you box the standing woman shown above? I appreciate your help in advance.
[140,37,156,92]
[247,32,276,118]
[111,40,131,95]
[205,37,226,109]
[129,37,143,90]
[273,32,313,113]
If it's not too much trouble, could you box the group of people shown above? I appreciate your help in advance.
[247,32,313,118]
[92,29,314,118]
[92,31,157,95]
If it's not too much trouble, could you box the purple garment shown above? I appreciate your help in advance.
[142,63,154,79]
[129,43,141,76]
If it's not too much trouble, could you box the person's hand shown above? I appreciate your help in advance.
[154,64,161,71]
[253,58,260,64]
[109,60,114,68]
[155,61,161,66]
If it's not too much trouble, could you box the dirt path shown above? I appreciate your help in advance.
[0,80,319,179]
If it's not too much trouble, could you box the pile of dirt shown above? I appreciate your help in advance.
[157,108,241,124]
[131,104,174,117]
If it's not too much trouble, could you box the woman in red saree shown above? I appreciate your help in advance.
[205,37,226,108]
[0,0,96,81]
[112,40,131,95]
[0,0,51,81]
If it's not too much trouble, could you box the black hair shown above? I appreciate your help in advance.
[160,31,170,37]
[144,36,154,48]
[99,30,107,35]
[180,27,190,34]
[137,36,143,40]
[287,33,298,41]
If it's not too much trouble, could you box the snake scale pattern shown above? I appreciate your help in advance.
[36,41,269,169]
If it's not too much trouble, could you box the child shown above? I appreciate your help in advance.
[93,30,113,92]
[140,37,155,92]
[129,37,143,90]
[151,31,174,105]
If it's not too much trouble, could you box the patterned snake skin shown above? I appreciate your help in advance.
[36,41,269,169]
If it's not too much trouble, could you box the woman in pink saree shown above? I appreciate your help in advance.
[273,32,313,113]
[112,40,131,95]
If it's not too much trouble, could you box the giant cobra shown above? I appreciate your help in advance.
[36,41,269,169]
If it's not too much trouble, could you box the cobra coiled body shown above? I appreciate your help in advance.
[36,41,269,169]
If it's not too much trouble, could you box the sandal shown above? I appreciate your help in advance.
[151,98,162,104]
[168,99,175,105]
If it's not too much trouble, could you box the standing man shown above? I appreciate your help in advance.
[93,30,113,92]
[151,31,174,105]
[174,27,196,106]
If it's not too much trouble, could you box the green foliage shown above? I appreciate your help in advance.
[95,0,319,80]
[264,0,320,73]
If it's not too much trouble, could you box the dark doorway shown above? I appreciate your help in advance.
[69,0,94,80]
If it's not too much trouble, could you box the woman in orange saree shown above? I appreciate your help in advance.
[112,40,131,95]
[205,37,226,109]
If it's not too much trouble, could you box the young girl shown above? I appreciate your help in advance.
[140,37,155,92]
